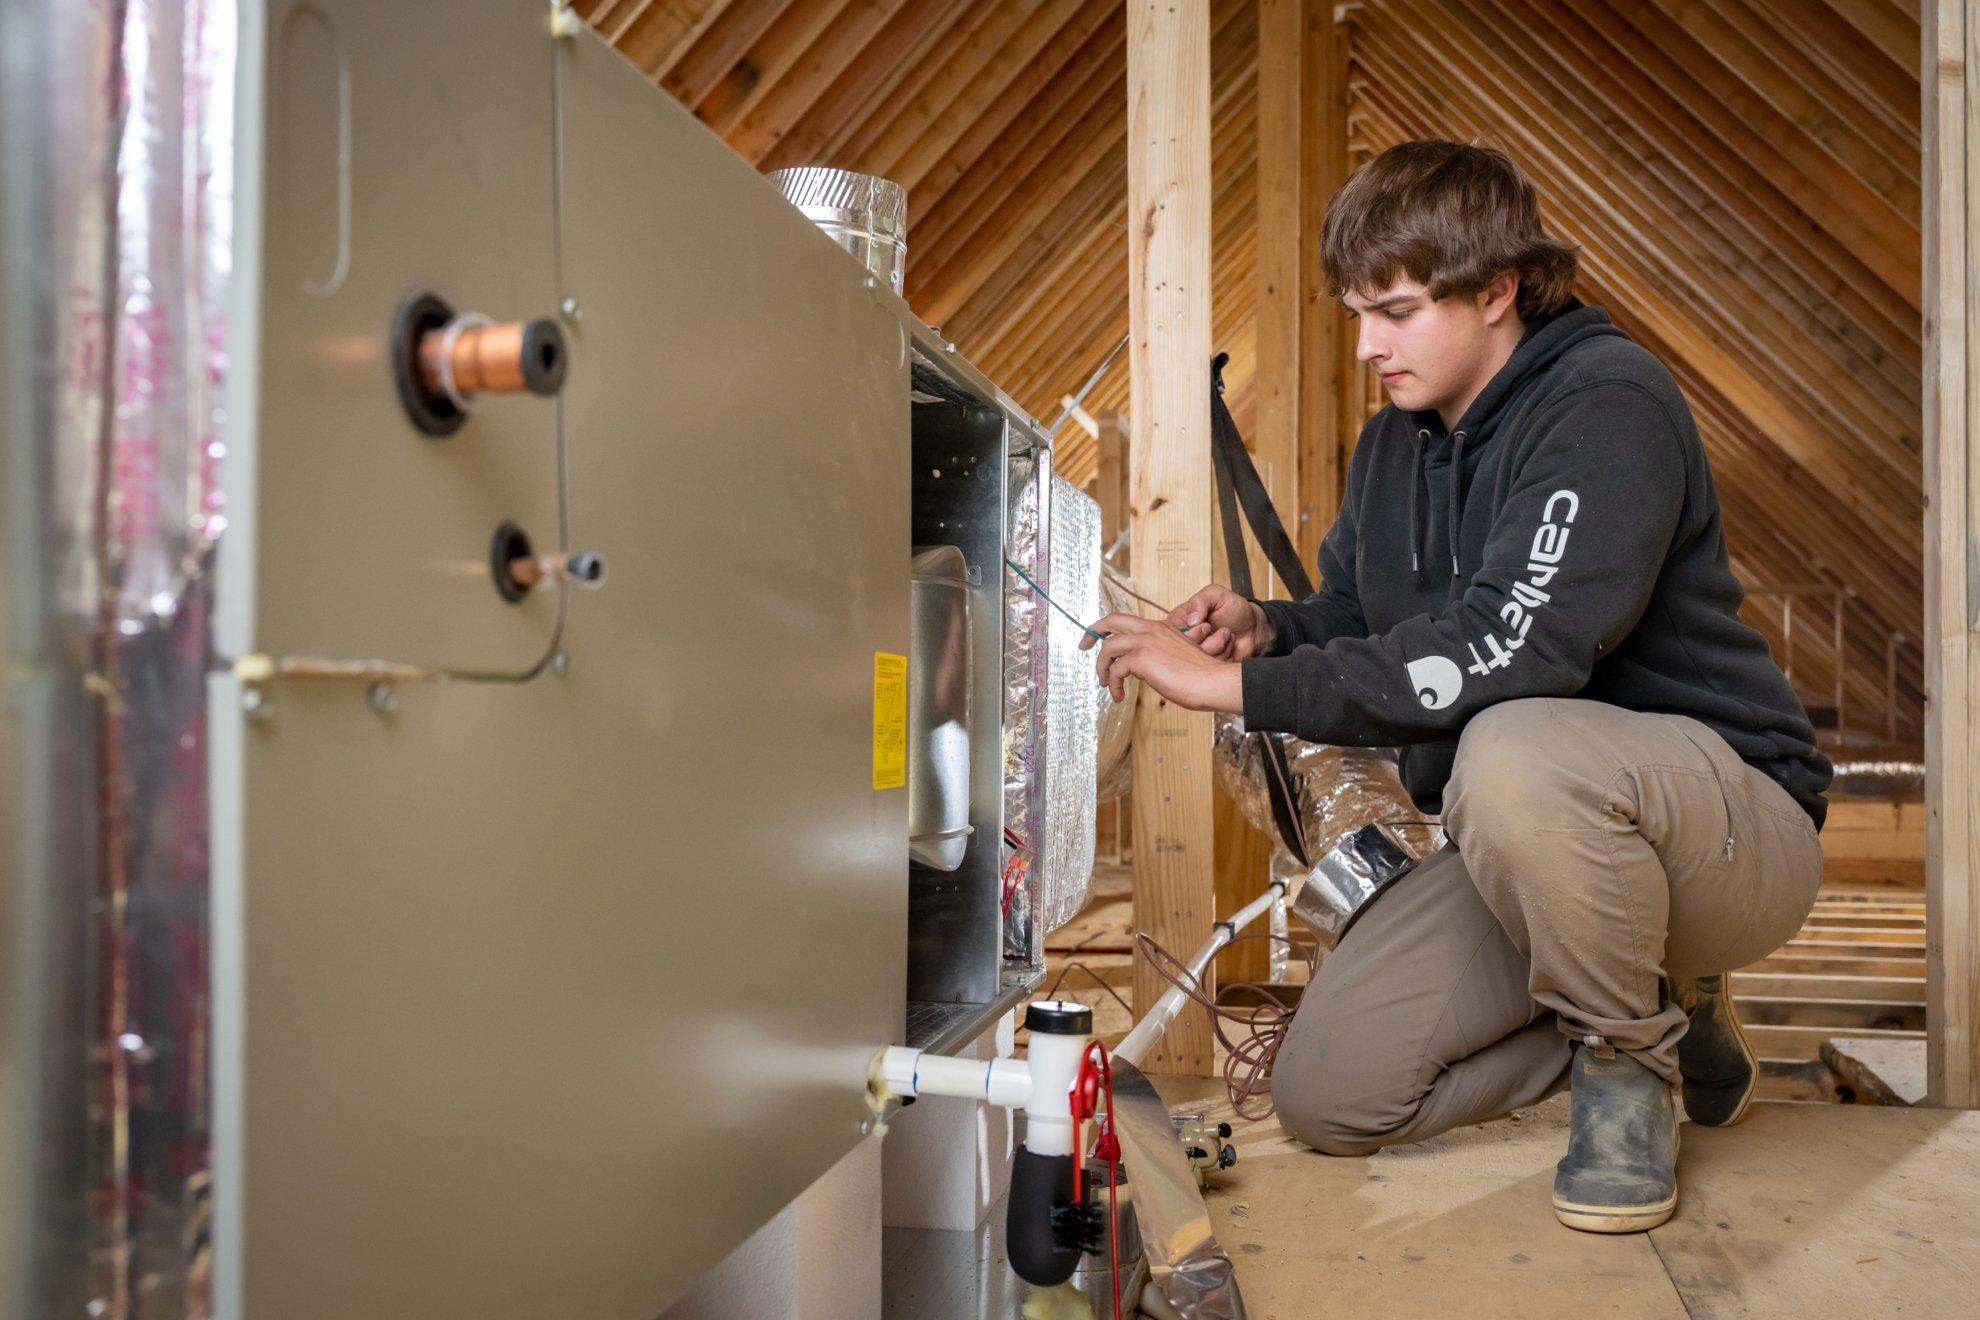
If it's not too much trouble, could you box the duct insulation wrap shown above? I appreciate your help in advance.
[1214,716,1446,974]
[1002,454,1043,958]
[767,166,908,295]
[1038,477,1102,934]
[2,0,235,1313]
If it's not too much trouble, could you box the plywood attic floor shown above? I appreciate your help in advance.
[1045,814,1977,1316]
[1149,1075,1980,1318]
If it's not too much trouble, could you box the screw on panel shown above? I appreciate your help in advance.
[240,687,270,721]
[550,651,570,675]
[858,1119,873,1136]
[368,682,399,714]
[559,296,582,324]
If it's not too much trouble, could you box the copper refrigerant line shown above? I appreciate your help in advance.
[231,62,595,704]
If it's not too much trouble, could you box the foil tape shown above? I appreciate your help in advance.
[1038,476,1102,934]
[1215,714,1445,962]
[1109,1062,1249,1318]
[1288,824,1419,951]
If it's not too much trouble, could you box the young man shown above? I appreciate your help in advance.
[1083,139,1829,1233]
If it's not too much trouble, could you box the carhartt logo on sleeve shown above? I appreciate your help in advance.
[1407,655,1464,710]
[1466,488,1578,679]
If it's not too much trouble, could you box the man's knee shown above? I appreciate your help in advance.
[1448,698,1621,856]
[1273,1014,1419,1157]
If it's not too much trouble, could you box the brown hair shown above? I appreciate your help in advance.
[1320,139,1578,321]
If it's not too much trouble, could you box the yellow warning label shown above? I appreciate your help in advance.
[872,652,908,790]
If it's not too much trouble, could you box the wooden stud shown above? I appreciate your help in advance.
[1127,0,1216,1076]
[1923,0,1980,1107]
[1298,0,1351,564]
[1254,0,1303,589]
[1096,410,1130,549]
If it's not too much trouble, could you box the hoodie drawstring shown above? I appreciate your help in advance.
[1408,427,1467,589]
[1408,429,1429,584]
[1448,429,1468,584]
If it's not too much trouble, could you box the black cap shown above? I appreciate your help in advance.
[1024,999,1093,1037]
[518,317,569,395]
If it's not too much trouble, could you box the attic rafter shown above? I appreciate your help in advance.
[753,0,974,171]
[722,0,911,161]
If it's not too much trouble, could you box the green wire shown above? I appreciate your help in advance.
[1004,558,1191,640]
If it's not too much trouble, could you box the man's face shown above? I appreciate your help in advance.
[1342,277,1507,420]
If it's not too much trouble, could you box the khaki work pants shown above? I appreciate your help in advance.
[1273,698,1823,1157]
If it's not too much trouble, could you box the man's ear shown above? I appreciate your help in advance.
[1481,272,1520,326]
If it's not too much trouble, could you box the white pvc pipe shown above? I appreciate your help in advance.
[1020,1028,1087,1157]
[1112,878,1288,1070]
[877,1007,1092,1157]
[880,1045,1032,1108]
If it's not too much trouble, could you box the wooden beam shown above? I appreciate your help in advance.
[660,0,791,108]
[1923,0,1980,1107]
[1827,0,1923,74]
[1096,410,1129,547]
[1254,0,1302,587]
[1127,0,1216,1076]
[753,0,974,173]
[722,0,913,164]
[1297,0,1351,564]
[613,0,739,78]
[696,0,858,138]
[1202,0,1311,989]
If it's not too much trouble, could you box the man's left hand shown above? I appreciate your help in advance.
[1078,613,1245,712]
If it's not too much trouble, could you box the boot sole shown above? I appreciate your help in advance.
[1552,1192,1678,1234]
[1553,1117,1681,1235]
[1687,1001,1759,1128]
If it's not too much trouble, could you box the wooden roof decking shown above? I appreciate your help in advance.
[579,0,1924,740]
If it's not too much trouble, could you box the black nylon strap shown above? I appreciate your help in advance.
[1210,354,1314,600]
[1207,354,1311,867]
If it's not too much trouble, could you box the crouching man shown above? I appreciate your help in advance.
[1082,139,1829,1233]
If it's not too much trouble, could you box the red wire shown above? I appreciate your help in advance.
[1071,1040,1122,1320]
[999,852,1028,918]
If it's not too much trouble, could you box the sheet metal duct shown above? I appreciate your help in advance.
[909,545,971,871]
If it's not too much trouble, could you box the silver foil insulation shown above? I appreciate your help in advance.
[1002,459,1104,955]
[1038,475,1102,935]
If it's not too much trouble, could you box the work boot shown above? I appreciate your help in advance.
[1671,973,1757,1127]
[1552,1041,1679,1234]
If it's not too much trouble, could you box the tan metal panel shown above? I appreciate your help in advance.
[216,7,911,1315]
[250,0,564,671]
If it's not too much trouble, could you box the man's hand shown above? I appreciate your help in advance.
[1079,613,1245,713]
[1166,584,1274,660]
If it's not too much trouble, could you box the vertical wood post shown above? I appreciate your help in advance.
[1096,408,1132,868]
[1095,410,1131,549]
[1925,0,1980,1107]
[1255,0,1305,588]
[1206,0,1316,988]
[1127,0,1216,1074]
[1297,1,1353,564]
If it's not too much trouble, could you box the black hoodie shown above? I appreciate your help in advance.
[1239,302,1832,828]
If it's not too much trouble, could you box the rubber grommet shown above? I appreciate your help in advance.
[489,521,534,604]
[392,292,465,437]
[517,317,569,395]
